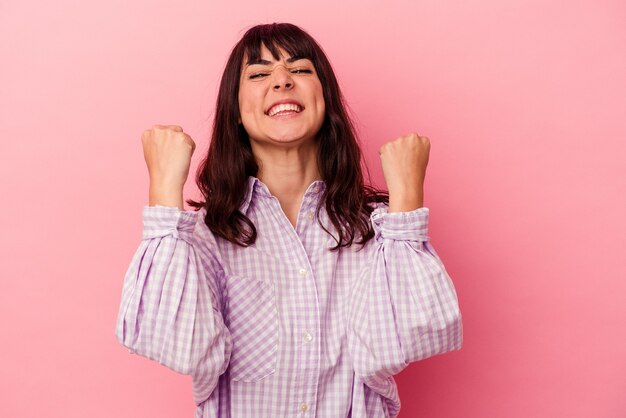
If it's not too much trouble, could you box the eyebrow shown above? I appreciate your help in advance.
[245,54,309,67]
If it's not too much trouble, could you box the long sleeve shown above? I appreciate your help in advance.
[346,205,463,389]
[114,205,232,405]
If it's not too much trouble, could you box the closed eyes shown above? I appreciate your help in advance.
[249,68,313,79]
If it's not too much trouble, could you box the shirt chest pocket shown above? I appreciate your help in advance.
[223,274,279,382]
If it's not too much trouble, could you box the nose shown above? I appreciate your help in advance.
[271,65,293,90]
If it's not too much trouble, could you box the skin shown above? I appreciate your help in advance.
[380,133,429,212]
[144,124,194,210]
[144,45,430,224]
[238,44,326,226]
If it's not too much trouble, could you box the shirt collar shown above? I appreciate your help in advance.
[239,175,326,214]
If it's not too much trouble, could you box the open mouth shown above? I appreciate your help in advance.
[266,103,304,118]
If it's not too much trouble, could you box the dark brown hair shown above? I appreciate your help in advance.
[188,22,388,250]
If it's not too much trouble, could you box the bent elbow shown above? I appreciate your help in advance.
[409,310,464,362]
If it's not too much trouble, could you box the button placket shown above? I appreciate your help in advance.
[269,195,318,415]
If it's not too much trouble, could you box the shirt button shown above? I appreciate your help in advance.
[303,331,313,342]
[299,268,307,276]
[312,186,319,193]
[306,212,313,220]
[299,403,309,412]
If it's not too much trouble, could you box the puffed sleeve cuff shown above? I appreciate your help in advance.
[141,205,199,242]
[370,206,430,242]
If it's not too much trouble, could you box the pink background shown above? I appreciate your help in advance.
[1,0,625,417]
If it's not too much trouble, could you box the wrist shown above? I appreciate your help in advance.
[388,190,423,213]
[149,182,184,210]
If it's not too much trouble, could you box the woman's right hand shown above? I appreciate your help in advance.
[142,125,196,209]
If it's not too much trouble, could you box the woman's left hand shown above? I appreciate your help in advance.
[378,132,430,212]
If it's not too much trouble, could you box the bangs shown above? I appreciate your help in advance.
[241,23,316,66]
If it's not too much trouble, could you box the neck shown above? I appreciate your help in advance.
[251,140,322,201]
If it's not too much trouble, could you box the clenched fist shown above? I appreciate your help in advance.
[379,132,430,212]
[142,125,196,209]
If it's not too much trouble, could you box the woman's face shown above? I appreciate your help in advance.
[238,43,325,148]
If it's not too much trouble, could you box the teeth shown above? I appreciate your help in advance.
[268,103,302,116]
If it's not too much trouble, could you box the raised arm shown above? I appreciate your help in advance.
[114,125,231,405]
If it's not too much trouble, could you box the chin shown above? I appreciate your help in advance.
[267,130,311,143]
[271,136,307,144]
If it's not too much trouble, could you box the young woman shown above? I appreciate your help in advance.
[115,22,463,418]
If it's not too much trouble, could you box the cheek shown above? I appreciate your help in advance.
[315,90,325,114]
[239,89,263,116]
[312,83,325,111]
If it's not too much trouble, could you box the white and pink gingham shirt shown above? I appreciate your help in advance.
[115,176,463,417]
